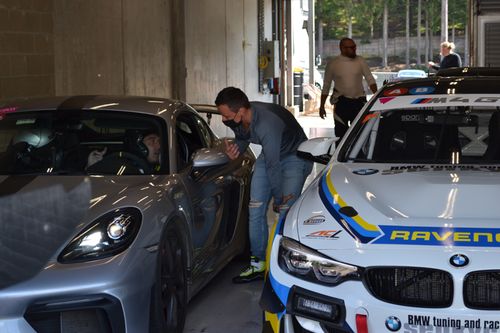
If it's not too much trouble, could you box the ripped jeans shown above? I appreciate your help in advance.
[249,154,313,260]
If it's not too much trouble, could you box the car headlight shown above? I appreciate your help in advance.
[58,208,142,263]
[278,237,361,285]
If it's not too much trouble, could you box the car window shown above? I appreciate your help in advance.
[0,110,166,175]
[176,112,212,170]
[340,98,500,165]
[196,115,214,147]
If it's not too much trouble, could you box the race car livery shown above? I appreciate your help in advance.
[261,71,500,333]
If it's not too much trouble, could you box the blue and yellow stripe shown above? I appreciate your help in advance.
[319,166,382,243]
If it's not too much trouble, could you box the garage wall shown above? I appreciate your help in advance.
[0,1,54,102]
[53,0,173,98]
[122,0,173,98]
[53,1,123,95]
[0,0,273,106]
[185,0,271,105]
[185,0,228,104]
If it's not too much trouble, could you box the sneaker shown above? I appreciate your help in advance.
[232,256,265,283]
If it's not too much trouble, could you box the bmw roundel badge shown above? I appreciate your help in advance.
[385,316,401,331]
[450,254,469,267]
[352,168,379,176]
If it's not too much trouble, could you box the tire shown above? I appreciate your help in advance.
[150,224,187,333]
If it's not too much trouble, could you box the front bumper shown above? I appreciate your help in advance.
[261,277,351,333]
[0,248,156,333]
[262,236,500,333]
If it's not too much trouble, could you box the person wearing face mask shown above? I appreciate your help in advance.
[319,37,377,140]
[215,87,313,283]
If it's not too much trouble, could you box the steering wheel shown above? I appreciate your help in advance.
[11,142,45,167]
[105,151,151,174]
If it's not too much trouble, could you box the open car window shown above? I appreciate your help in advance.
[175,112,213,171]
[0,110,166,175]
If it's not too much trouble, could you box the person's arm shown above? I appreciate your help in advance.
[428,61,440,71]
[361,58,377,94]
[319,61,333,119]
[224,139,240,160]
[319,94,329,119]
[86,147,107,169]
[258,119,285,206]
[445,53,461,68]
[223,127,250,160]
[224,138,249,160]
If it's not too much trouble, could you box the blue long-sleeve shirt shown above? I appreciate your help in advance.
[231,101,308,205]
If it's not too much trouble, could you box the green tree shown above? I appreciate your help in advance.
[449,0,467,40]
[316,0,347,39]
[352,0,384,40]
[315,0,467,67]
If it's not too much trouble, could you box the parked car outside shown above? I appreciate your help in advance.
[396,69,428,79]
[0,95,254,333]
[295,66,324,90]
[383,69,428,85]
[262,73,500,333]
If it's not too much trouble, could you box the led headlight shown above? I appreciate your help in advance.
[58,208,142,263]
[278,237,361,285]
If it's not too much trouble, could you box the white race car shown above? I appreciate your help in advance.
[261,68,500,333]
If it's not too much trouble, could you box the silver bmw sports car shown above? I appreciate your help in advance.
[0,95,254,333]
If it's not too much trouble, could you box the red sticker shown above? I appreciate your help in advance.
[0,106,17,120]
[379,97,395,104]
[383,88,408,96]
[362,113,379,123]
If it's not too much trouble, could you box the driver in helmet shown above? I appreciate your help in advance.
[142,132,161,165]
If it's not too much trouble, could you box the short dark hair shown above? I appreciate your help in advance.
[214,87,251,113]
[339,37,355,48]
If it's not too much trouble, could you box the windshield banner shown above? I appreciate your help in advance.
[372,94,500,111]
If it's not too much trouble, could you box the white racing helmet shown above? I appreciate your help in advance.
[12,128,54,149]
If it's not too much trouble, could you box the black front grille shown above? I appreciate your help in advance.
[24,294,124,333]
[464,270,500,309]
[364,267,453,307]
[25,309,112,333]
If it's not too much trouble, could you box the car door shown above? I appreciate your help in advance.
[175,111,233,280]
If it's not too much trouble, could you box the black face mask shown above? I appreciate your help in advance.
[222,119,240,129]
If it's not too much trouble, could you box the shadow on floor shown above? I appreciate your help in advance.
[185,258,263,333]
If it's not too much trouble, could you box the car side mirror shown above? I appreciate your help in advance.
[192,148,229,168]
[297,137,339,165]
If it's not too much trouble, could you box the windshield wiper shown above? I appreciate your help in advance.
[345,158,377,163]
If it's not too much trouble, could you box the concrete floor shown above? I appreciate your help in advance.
[185,259,263,332]
[185,113,334,333]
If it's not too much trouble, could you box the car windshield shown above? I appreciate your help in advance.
[0,109,165,175]
[340,95,500,165]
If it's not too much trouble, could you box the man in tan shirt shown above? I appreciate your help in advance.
[319,38,377,140]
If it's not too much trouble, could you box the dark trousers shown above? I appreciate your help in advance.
[334,96,367,139]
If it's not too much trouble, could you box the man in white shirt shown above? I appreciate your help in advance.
[319,38,377,140]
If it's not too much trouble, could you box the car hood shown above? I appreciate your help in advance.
[291,163,500,255]
[0,175,151,290]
